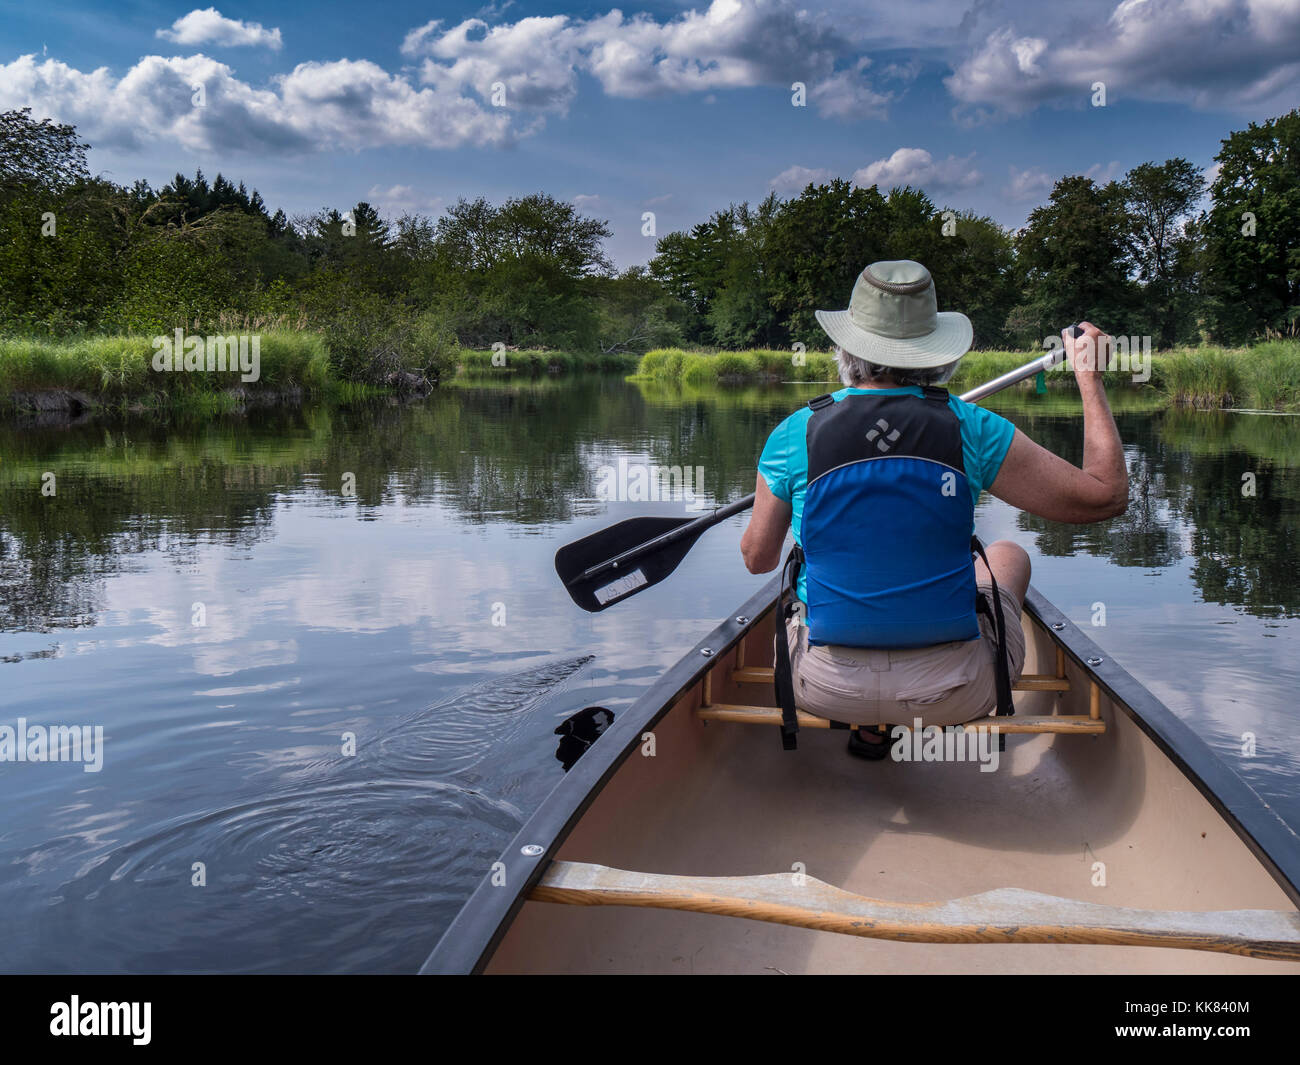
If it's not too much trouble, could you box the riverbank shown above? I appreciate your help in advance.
[632,341,1300,411]
[8,334,1298,416]
[0,332,342,416]
[0,334,643,416]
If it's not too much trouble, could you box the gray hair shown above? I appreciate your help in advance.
[834,345,952,388]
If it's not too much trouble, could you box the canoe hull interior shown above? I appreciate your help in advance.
[481,592,1300,975]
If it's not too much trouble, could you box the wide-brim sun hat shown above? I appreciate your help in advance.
[815,259,973,368]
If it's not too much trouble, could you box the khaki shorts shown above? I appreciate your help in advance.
[785,586,1026,728]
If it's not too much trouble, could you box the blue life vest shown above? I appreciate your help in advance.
[801,387,979,648]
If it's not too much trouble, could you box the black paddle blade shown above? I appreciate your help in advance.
[555,514,704,612]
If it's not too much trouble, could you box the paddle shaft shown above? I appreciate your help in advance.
[577,343,1071,585]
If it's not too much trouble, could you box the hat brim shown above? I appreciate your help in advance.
[815,309,973,368]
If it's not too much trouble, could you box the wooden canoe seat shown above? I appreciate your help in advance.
[530,861,1300,961]
[704,661,1106,735]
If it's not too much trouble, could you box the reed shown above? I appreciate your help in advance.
[1151,347,1244,408]
[1237,340,1300,410]
[0,331,333,410]
[632,341,1300,411]
[633,347,838,384]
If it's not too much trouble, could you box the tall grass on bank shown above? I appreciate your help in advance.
[1155,342,1300,410]
[0,332,332,410]
[634,341,1300,410]
[458,348,639,375]
[1152,348,1244,408]
[633,348,837,385]
[1243,341,1300,410]
[634,346,1111,389]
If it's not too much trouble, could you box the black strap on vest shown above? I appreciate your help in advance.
[772,391,836,751]
[971,536,1015,719]
[773,545,804,750]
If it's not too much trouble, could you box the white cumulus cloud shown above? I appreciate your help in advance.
[366,184,445,214]
[770,164,835,195]
[156,8,283,50]
[1005,165,1053,201]
[852,147,981,192]
[4,0,907,161]
[402,0,890,119]
[0,53,512,153]
[947,0,1300,117]
[1004,159,1124,204]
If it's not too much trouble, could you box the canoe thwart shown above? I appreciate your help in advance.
[698,703,1105,734]
[530,861,1300,961]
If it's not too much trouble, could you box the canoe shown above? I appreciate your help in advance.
[422,577,1300,974]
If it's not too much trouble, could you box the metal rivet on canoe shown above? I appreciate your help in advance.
[736,616,749,625]
[1087,656,1104,667]
[521,844,544,857]
[701,648,714,657]
[1051,622,1065,631]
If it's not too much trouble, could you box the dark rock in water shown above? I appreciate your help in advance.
[9,390,98,427]
[383,371,433,395]
[220,385,307,410]
[11,389,97,415]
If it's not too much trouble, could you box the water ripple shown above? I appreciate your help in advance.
[348,653,595,777]
[20,655,594,973]
[36,779,520,973]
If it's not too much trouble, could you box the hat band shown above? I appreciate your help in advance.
[849,317,937,340]
[860,267,932,296]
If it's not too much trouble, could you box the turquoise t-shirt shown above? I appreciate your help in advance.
[757,387,1016,602]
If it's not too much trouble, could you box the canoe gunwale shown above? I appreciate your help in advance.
[420,578,1300,974]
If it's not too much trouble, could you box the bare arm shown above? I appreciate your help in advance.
[740,474,792,573]
[988,322,1129,524]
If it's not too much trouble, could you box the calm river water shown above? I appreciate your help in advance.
[1,375,1297,972]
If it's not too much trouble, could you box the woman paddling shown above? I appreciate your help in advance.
[740,259,1129,758]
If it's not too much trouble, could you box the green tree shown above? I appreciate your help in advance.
[706,196,782,349]
[647,229,712,343]
[762,179,893,343]
[0,178,129,331]
[878,188,1015,344]
[1011,175,1136,344]
[1200,109,1300,342]
[0,108,88,194]
[880,186,947,277]
[935,211,1019,349]
[588,266,685,354]
[649,209,737,346]
[0,108,104,330]
[1122,159,1204,347]
[421,193,612,347]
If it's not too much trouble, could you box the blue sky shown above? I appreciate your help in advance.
[2,1,1297,267]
